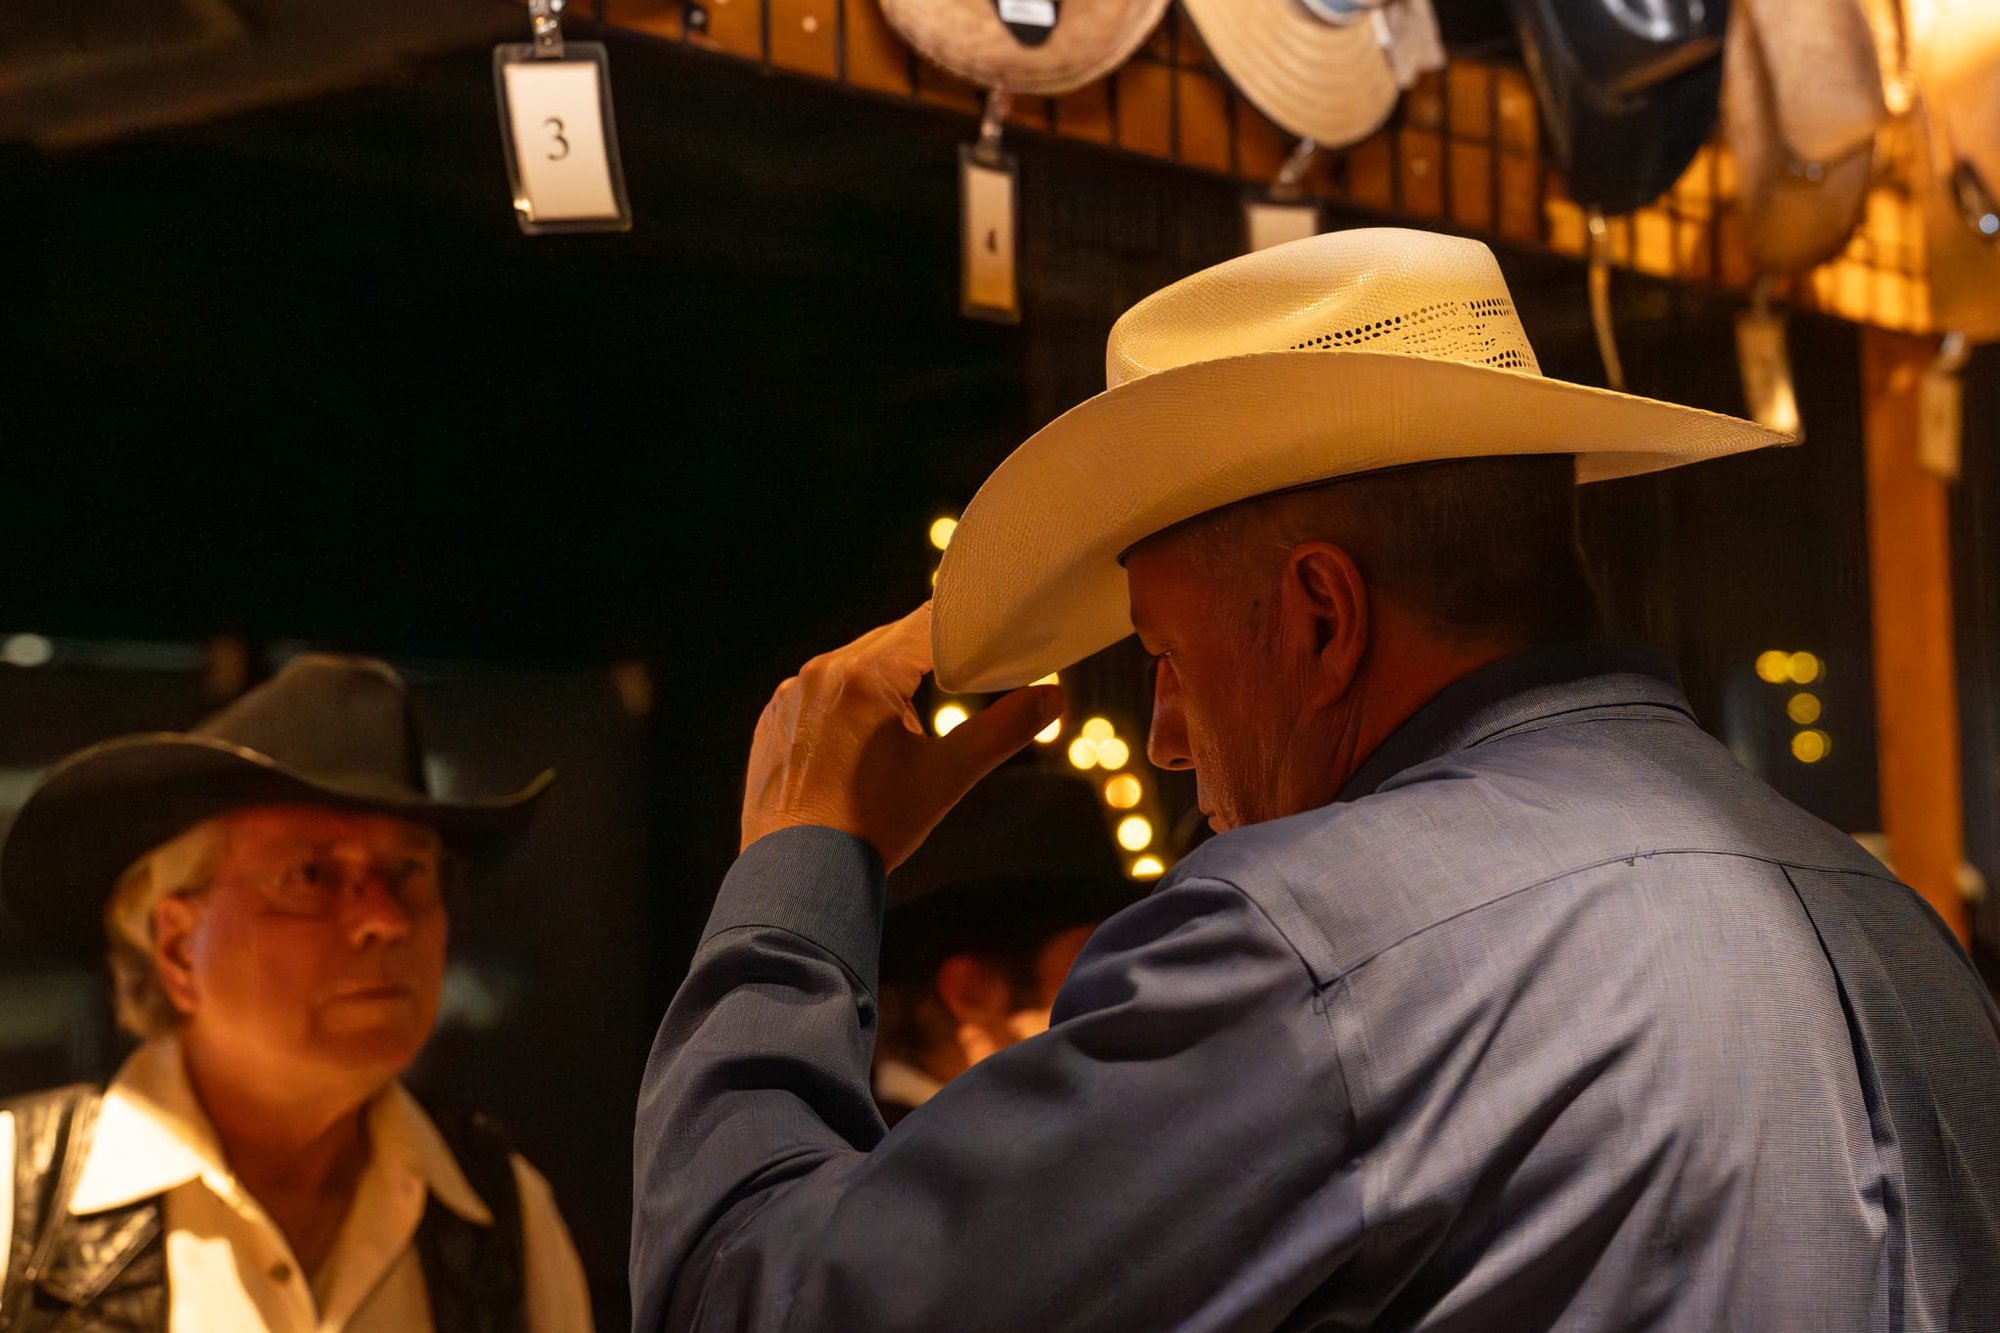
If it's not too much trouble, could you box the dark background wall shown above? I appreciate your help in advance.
[1,27,1988,1326]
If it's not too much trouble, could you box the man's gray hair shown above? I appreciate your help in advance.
[103,818,229,1040]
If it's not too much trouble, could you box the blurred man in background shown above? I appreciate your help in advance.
[0,655,592,1332]
[873,768,1137,1124]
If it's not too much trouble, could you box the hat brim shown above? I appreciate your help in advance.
[1,733,551,960]
[932,349,1790,694]
[1178,0,1398,147]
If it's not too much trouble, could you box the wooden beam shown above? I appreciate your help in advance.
[1862,326,1970,944]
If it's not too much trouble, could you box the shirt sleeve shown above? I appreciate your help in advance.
[510,1152,595,1333]
[630,826,1362,1333]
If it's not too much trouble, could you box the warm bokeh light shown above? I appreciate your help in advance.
[1035,716,1062,744]
[1095,737,1131,770]
[928,516,958,550]
[1788,651,1822,685]
[1116,815,1153,851]
[1130,855,1165,879]
[1792,729,1832,763]
[1068,737,1100,770]
[1103,774,1143,809]
[1787,692,1822,725]
[1,634,53,668]
[1081,716,1115,742]
[933,703,969,736]
[1755,650,1791,684]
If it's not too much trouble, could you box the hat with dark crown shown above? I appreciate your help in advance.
[1,653,552,958]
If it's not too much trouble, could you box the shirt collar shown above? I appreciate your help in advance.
[1337,640,1694,803]
[68,1036,493,1227]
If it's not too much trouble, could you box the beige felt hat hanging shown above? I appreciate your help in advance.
[1914,0,2000,340]
[931,228,1790,694]
[1722,0,1893,274]
[878,0,1171,96]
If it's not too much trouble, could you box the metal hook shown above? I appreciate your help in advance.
[1273,138,1319,202]
[531,0,566,58]
[1935,329,1971,377]
[976,89,1011,168]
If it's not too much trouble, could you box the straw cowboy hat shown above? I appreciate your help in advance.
[879,0,1169,96]
[1723,0,1892,274]
[1,654,552,959]
[930,227,1791,694]
[1177,0,1415,148]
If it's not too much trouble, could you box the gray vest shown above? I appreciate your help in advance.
[0,1085,526,1333]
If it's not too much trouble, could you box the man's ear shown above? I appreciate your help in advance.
[151,894,203,1019]
[1284,541,1369,708]
[932,954,1012,1027]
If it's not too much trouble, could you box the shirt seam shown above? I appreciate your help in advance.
[1297,848,1902,987]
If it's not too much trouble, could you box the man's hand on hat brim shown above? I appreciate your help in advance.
[741,604,1066,872]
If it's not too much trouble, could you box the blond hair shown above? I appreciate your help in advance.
[103,818,230,1040]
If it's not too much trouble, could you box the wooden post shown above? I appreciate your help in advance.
[1861,326,1970,944]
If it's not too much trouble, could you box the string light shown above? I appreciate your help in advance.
[1103,774,1143,809]
[1116,815,1154,851]
[1787,692,1822,725]
[928,516,958,551]
[1792,729,1832,763]
[1788,651,1822,685]
[933,703,970,736]
[1068,737,1100,770]
[1081,717,1114,742]
[1095,737,1131,770]
[1130,855,1166,879]
[1755,650,1791,684]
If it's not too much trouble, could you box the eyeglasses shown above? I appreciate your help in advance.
[222,849,445,920]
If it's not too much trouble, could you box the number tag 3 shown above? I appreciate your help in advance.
[494,42,632,234]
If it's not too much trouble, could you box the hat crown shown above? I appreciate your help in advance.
[193,654,427,800]
[1105,228,1541,390]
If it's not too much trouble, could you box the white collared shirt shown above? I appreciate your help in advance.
[0,1038,593,1332]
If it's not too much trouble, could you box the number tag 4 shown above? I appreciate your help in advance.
[959,146,1020,323]
[493,42,632,234]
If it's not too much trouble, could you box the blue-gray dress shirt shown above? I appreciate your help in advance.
[632,643,2000,1331]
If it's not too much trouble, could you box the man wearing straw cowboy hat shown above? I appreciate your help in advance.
[633,229,2000,1330]
[0,655,593,1331]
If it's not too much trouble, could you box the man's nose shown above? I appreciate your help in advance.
[1147,664,1195,772]
[342,869,414,947]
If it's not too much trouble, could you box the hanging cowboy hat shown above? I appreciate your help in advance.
[879,0,1170,96]
[1914,0,2000,341]
[1,654,552,959]
[1722,0,1889,275]
[1507,0,1726,214]
[1178,0,1433,149]
[930,227,1791,694]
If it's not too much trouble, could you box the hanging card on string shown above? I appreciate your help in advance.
[1243,197,1320,253]
[495,3,630,235]
[1244,139,1320,255]
[961,144,1020,323]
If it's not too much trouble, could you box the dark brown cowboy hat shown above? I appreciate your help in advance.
[1,653,552,959]
[882,766,1142,987]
